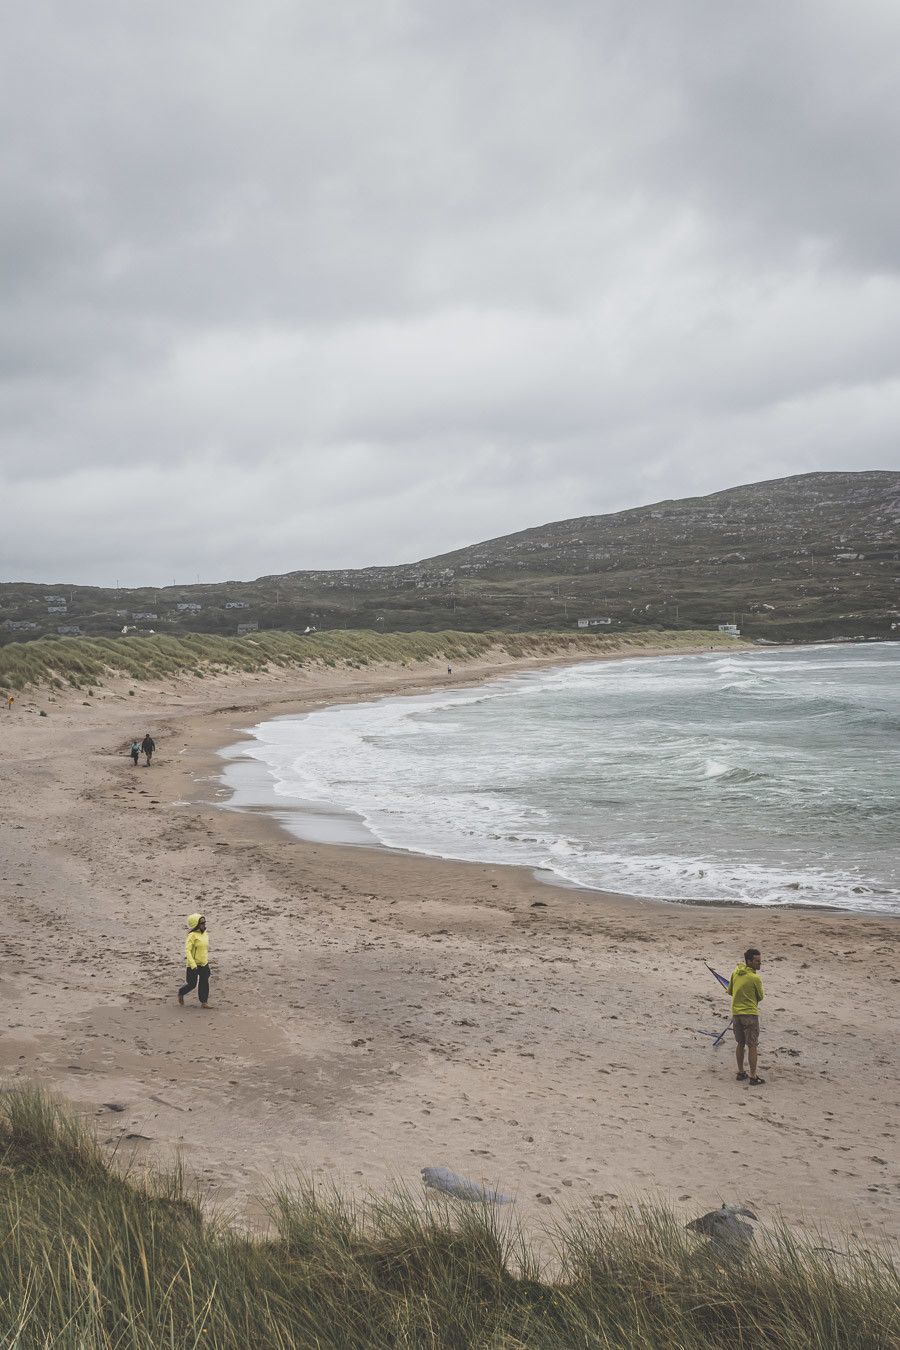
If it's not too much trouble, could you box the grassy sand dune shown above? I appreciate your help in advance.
[0,627,746,691]
[0,1090,895,1349]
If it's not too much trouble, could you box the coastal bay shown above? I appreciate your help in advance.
[1,649,897,1244]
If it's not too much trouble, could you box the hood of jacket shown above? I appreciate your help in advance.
[187,913,202,930]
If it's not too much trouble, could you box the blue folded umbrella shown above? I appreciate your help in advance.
[705,960,731,991]
[691,961,733,1047]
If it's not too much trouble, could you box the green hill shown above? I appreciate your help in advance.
[2,471,897,644]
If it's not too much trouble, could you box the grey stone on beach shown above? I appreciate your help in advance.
[686,1203,758,1248]
[422,1167,513,1205]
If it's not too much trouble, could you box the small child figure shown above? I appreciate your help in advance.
[129,740,140,766]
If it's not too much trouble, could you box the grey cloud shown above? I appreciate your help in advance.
[637,2,900,270]
[1,1,898,584]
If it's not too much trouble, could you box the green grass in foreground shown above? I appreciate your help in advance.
[0,1090,896,1349]
[0,628,744,691]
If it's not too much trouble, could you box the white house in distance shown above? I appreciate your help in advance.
[576,617,613,628]
[717,623,741,636]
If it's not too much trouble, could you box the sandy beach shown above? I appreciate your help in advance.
[1,649,897,1246]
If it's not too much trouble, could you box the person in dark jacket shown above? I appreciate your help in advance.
[141,733,155,765]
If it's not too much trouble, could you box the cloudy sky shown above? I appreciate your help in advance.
[2,1,898,586]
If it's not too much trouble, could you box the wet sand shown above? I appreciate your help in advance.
[1,652,897,1242]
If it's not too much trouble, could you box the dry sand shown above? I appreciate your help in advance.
[1,651,897,1245]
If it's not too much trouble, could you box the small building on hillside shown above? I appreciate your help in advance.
[176,602,203,613]
[717,623,741,636]
[576,617,613,628]
[47,604,67,614]
[132,611,158,621]
[236,621,259,635]
[56,625,83,635]
[225,601,249,609]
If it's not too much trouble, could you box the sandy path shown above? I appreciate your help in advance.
[0,654,897,1245]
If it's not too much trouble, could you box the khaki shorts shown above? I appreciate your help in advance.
[733,1015,760,1048]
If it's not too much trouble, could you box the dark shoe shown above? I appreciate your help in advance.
[736,1071,748,1081]
[749,1077,766,1086]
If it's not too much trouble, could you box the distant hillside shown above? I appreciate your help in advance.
[2,471,897,644]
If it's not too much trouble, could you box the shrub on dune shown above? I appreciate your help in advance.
[0,628,744,692]
[0,1090,895,1348]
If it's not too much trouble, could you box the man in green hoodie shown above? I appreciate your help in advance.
[729,947,764,1085]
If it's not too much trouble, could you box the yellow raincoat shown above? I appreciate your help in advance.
[728,962,764,1016]
[185,914,209,969]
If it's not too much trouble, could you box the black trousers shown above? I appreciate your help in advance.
[178,964,210,1002]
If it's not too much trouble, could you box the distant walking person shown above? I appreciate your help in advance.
[6,693,13,711]
[141,732,155,765]
[178,914,211,1009]
[129,739,140,766]
[729,948,764,1085]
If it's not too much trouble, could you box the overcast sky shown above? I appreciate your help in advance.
[2,1,898,586]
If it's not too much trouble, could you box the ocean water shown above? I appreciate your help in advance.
[221,644,900,914]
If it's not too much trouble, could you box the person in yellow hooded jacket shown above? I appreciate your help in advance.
[177,913,211,1009]
[728,947,764,1085]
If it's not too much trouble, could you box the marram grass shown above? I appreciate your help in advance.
[0,1089,896,1349]
[0,627,744,691]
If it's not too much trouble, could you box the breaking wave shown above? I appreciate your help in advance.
[221,644,900,915]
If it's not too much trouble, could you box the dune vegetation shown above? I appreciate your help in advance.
[0,627,745,692]
[0,1089,895,1349]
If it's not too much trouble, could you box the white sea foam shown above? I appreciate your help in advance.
[221,645,900,914]
[704,759,730,778]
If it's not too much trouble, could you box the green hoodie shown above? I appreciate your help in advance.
[728,963,764,1016]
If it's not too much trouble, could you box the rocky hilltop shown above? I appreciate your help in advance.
[2,471,897,643]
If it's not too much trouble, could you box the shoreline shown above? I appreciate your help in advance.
[215,744,888,920]
[189,647,694,925]
[0,647,897,1243]
[210,650,895,920]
